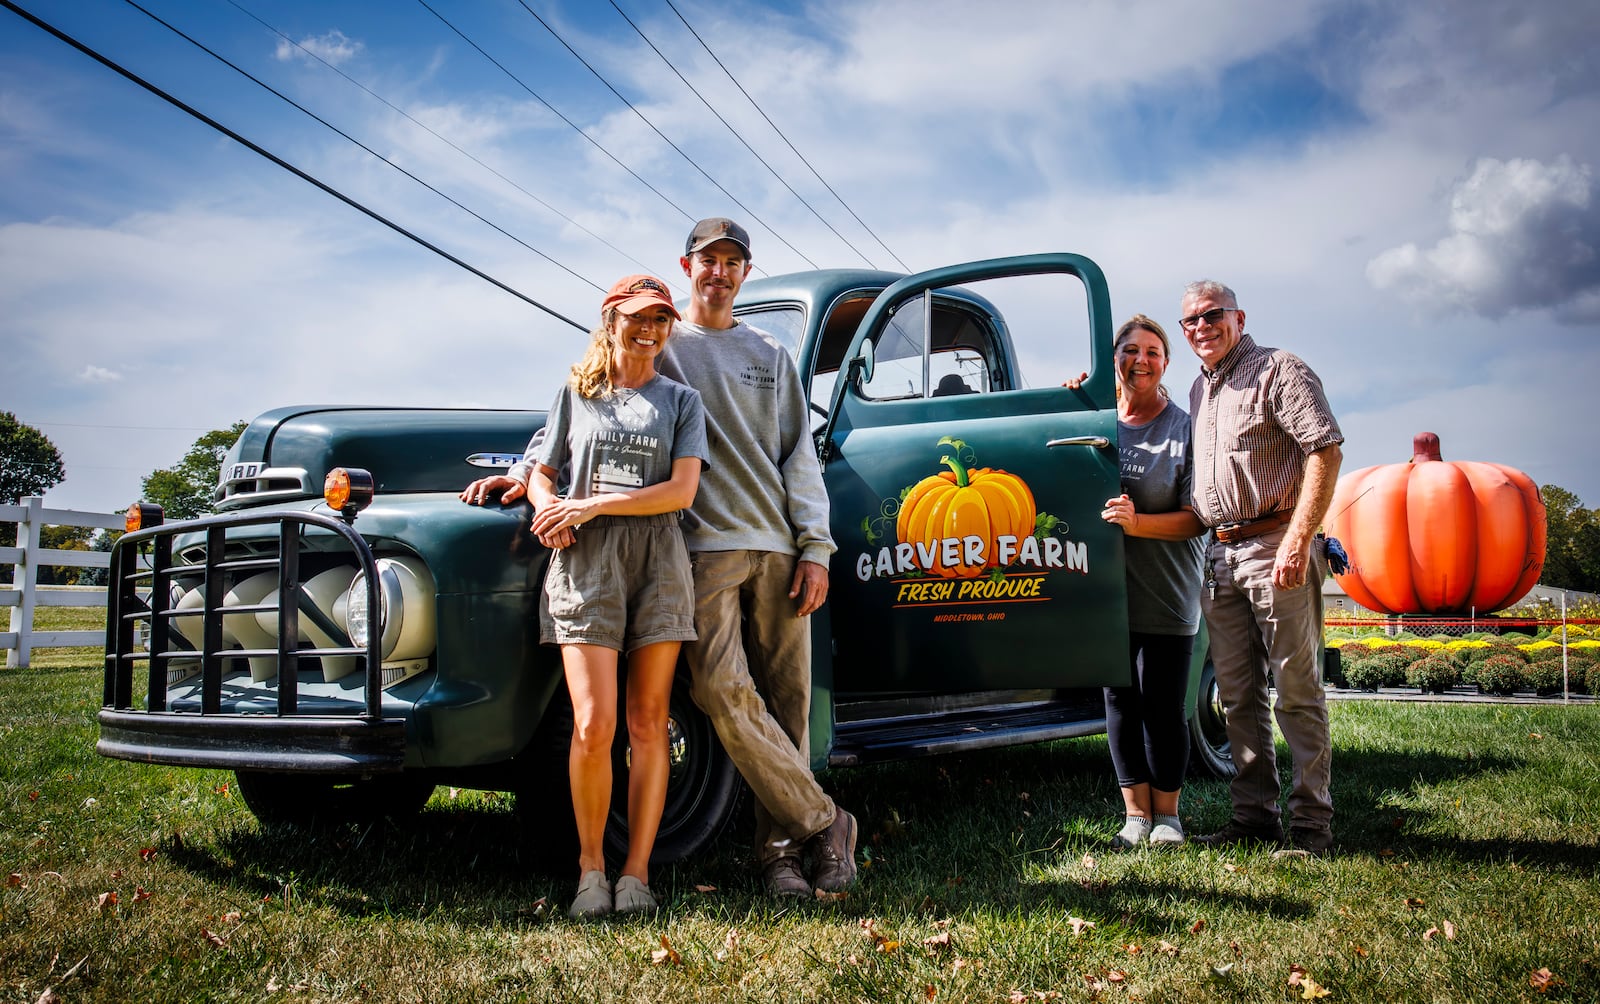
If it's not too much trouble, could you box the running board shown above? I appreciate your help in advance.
[827,701,1106,767]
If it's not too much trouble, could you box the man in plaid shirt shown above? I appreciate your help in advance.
[1180,280,1343,858]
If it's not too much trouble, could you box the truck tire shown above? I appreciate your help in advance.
[604,672,745,866]
[1187,658,1236,779]
[521,673,745,868]
[234,770,435,827]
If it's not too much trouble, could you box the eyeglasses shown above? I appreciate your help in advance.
[1178,307,1238,331]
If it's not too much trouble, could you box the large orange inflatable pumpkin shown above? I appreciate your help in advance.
[1326,432,1545,615]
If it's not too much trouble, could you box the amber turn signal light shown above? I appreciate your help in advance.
[125,502,164,532]
[324,467,375,518]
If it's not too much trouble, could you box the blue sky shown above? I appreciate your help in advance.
[4,0,1599,517]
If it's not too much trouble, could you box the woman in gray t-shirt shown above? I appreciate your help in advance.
[1077,315,1206,849]
[459,275,708,919]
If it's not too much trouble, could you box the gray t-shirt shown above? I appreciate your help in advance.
[533,375,708,500]
[1118,400,1204,636]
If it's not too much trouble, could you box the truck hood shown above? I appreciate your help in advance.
[217,406,545,510]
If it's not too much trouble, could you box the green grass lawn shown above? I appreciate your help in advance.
[2,650,1597,1002]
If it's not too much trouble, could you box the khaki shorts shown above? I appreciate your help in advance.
[539,513,696,652]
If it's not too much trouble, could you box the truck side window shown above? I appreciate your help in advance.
[858,295,1001,401]
[734,304,806,355]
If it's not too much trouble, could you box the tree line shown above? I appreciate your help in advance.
[4,410,1600,593]
[0,412,244,585]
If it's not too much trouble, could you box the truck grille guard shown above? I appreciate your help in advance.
[99,510,407,772]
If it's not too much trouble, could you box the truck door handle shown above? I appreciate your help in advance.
[1046,435,1112,449]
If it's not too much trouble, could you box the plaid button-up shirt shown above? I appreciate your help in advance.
[1188,334,1343,528]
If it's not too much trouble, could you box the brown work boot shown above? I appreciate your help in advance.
[762,855,812,899]
[1195,819,1285,849]
[808,808,858,892]
[1272,827,1334,860]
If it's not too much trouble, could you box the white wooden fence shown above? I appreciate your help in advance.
[2,496,124,668]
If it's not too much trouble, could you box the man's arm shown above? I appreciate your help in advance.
[1274,442,1342,589]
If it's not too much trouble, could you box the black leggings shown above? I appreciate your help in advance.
[1104,632,1195,792]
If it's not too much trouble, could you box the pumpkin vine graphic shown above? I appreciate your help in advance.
[863,436,1064,581]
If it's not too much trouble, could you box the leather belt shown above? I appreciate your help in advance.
[1214,511,1290,544]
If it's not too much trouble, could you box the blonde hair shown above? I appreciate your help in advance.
[569,307,620,399]
[1113,313,1172,401]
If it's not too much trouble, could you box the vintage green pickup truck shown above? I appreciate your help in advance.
[99,252,1233,862]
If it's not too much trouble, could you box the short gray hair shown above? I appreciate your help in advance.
[1183,280,1238,308]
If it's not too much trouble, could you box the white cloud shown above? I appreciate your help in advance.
[77,365,121,384]
[274,30,363,67]
[1366,156,1600,321]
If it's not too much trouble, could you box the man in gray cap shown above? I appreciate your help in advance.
[466,219,857,896]
[653,218,857,897]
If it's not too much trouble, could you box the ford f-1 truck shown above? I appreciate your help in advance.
[99,252,1233,863]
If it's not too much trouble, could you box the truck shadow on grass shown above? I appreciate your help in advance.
[150,737,1592,925]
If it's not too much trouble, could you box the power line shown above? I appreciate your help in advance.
[224,0,670,289]
[414,0,699,227]
[1,0,588,332]
[605,0,877,268]
[506,0,819,269]
[662,0,909,272]
[124,0,607,295]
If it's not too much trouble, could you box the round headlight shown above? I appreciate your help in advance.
[343,556,435,663]
[345,568,381,650]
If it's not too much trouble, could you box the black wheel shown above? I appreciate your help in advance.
[604,672,744,866]
[234,770,435,827]
[1187,657,1236,779]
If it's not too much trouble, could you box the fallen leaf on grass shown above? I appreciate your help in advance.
[138,847,157,862]
[201,928,228,949]
[924,984,937,1001]
[650,934,681,966]
[1068,916,1096,936]
[1288,964,1332,999]
[1223,863,1244,874]
[1230,941,1242,958]
[1441,920,1456,940]
[94,892,117,912]
[1529,733,1543,740]
[1158,941,1180,957]
[1351,944,1368,958]
[860,918,899,952]
[815,887,848,902]
[221,911,243,924]
[7,873,21,888]
[1080,853,1096,870]
[133,887,152,904]
[923,932,953,954]
[715,928,741,962]
[1404,897,1425,909]
[1105,968,1127,983]
[28,791,40,802]
[694,884,717,894]
[1529,967,1562,993]
[1123,943,1141,955]
[1190,918,1206,934]
[952,959,970,974]
[213,782,231,798]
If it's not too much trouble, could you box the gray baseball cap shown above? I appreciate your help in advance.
[685,217,752,258]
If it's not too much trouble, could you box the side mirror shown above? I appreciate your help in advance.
[848,339,875,387]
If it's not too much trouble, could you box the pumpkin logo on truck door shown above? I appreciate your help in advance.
[854,436,1089,614]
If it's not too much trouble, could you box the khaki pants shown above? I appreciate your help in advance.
[684,549,835,865]
[1201,529,1332,834]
